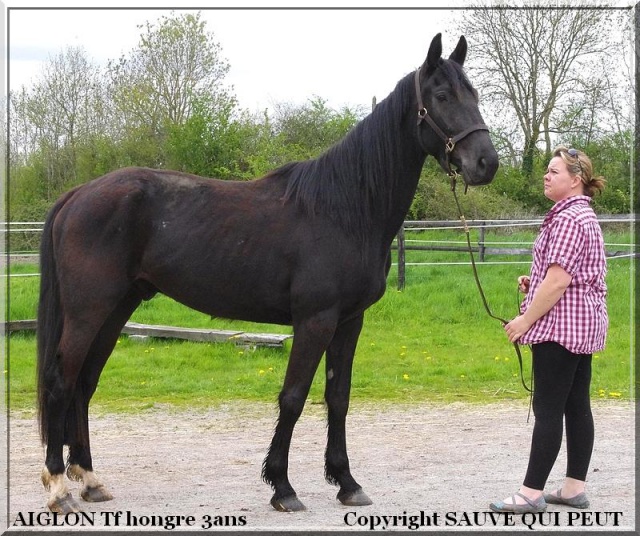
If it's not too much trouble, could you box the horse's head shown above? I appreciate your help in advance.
[415,34,499,187]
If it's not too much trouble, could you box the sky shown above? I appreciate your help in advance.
[5,2,472,113]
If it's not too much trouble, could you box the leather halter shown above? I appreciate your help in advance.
[414,68,489,182]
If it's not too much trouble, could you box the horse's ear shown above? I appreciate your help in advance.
[449,35,467,66]
[425,33,443,71]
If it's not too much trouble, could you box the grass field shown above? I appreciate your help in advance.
[5,227,634,414]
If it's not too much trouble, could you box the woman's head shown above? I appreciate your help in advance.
[551,146,606,198]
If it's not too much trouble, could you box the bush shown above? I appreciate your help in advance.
[409,167,533,221]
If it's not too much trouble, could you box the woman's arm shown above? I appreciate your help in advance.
[504,264,572,343]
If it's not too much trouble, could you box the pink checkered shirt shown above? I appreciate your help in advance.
[519,195,608,354]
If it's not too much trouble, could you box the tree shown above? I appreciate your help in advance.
[9,46,107,199]
[107,12,232,143]
[455,4,626,176]
[271,96,364,160]
[165,93,245,178]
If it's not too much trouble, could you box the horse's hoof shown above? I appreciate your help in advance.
[48,492,82,514]
[337,488,373,506]
[81,484,114,502]
[270,494,307,512]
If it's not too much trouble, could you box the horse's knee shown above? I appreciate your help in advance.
[278,391,306,421]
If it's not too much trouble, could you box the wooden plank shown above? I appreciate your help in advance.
[121,322,243,343]
[3,320,292,348]
[231,332,293,348]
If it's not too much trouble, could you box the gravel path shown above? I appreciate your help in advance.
[6,400,635,532]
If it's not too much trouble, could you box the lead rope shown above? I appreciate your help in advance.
[448,172,534,422]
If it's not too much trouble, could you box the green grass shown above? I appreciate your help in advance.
[5,228,634,415]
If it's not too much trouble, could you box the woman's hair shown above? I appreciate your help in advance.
[553,145,606,197]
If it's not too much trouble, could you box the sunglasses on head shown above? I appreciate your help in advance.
[566,148,583,176]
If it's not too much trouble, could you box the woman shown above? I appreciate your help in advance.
[490,146,608,513]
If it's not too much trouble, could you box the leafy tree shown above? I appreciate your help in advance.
[9,46,107,199]
[165,93,246,178]
[271,96,364,160]
[107,12,232,145]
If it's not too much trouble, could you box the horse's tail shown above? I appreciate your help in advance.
[36,189,77,445]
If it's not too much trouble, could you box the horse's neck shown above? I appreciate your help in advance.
[380,159,425,247]
[356,85,427,248]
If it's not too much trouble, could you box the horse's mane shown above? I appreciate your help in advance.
[275,59,472,241]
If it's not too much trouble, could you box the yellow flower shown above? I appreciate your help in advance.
[609,392,621,398]
[402,374,409,380]
[259,370,265,375]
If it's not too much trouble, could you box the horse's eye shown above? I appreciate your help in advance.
[435,92,448,102]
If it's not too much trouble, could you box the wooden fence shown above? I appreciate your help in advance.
[394,215,635,290]
[2,215,635,292]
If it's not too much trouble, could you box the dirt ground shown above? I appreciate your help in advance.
[5,400,636,532]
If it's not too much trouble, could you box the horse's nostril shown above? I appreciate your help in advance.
[478,154,499,180]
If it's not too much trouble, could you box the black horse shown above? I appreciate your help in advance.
[37,34,498,514]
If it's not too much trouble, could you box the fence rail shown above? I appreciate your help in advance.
[2,215,635,291]
[394,215,635,289]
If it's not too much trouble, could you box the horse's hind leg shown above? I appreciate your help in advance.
[65,289,144,503]
[41,317,107,514]
[324,313,372,506]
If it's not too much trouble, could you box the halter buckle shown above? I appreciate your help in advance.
[445,138,455,153]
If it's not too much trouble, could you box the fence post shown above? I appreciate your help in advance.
[397,223,406,290]
[478,221,486,262]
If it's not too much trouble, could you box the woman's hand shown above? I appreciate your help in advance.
[504,315,533,343]
[518,275,531,294]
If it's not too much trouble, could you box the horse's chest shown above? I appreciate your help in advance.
[340,265,387,311]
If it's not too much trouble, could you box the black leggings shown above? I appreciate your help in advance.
[523,342,594,490]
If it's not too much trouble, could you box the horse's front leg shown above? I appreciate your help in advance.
[324,313,372,506]
[262,310,338,512]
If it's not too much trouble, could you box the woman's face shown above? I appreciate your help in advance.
[543,156,583,202]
